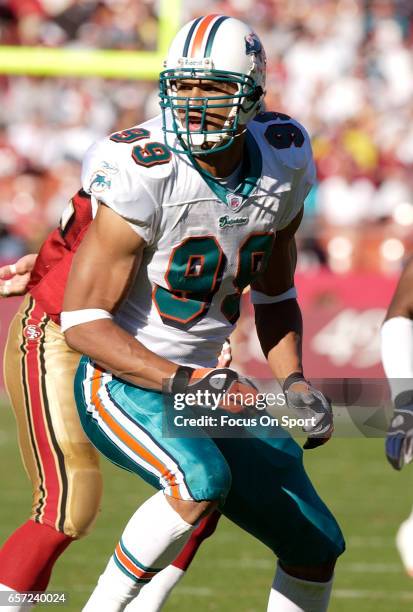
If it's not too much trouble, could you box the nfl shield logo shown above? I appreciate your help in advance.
[226,194,243,212]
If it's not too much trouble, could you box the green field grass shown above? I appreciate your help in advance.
[1,396,413,612]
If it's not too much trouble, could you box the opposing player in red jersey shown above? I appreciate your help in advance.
[0,189,226,612]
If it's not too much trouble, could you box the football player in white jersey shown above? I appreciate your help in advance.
[381,257,413,575]
[62,15,344,612]
[0,250,228,612]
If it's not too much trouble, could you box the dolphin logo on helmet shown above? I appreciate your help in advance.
[245,32,262,55]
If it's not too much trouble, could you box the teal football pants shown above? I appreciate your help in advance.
[75,357,345,566]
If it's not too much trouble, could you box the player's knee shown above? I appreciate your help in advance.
[28,458,102,538]
[208,464,232,502]
[65,463,103,538]
[280,518,345,569]
[308,520,345,567]
[168,497,218,525]
[188,454,232,504]
[320,517,346,564]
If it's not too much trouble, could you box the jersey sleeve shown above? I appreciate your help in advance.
[81,138,160,244]
[276,121,316,230]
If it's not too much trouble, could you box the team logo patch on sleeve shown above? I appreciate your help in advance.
[89,170,112,194]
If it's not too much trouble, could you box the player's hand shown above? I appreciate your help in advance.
[283,372,333,449]
[0,253,37,298]
[386,391,413,470]
[217,338,232,367]
[167,366,257,414]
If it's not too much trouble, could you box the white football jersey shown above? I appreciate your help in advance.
[82,111,315,367]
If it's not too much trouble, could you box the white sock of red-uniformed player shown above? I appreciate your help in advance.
[82,491,194,612]
[125,509,221,611]
[267,564,333,612]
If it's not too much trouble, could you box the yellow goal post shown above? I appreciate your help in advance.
[0,0,181,80]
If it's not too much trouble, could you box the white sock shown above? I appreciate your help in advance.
[267,564,333,612]
[396,507,413,576]
[82,492,193,612]
[124,565,185,611]
[0,584,33,611]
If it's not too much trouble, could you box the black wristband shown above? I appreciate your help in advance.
[168,366,195,394]
[395,390,413,410]
[282,371,307,395]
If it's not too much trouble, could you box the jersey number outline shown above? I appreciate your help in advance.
[110,128,171,167]
[254,112,305,150]
[221,233,275,323]
[153,232,274,330]
[153,236,225,329]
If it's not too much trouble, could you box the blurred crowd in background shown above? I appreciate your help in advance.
[0,0,413,273]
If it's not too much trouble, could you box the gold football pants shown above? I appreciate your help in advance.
[3,295,102,538]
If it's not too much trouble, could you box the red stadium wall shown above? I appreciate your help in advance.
[232,271,398,379]
[0,271,398,392]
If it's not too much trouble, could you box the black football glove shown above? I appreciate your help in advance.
[283,372,334,449]
[386,391,413,470]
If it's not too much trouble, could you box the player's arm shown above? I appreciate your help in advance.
[252,209,303,378]
[252,208,333,447]
[252,114,315,378]
[63,204,178,390]
[381,256,413,390]
[381,258,413,469]
[385,256,413,320]
[63,204,254,406]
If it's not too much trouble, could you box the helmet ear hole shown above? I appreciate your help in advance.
[246,86,263,104]
[241,85,264,117]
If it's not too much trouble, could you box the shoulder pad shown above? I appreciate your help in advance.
[251,111,312,171]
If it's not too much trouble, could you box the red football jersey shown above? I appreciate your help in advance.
[28,190,93,323]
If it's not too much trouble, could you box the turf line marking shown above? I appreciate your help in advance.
[214,558,273,570]
[68,584,214,596]
[340,562,401,573]
[348,535,394,548]
[178,587,213,596]
[333,589,413,601]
